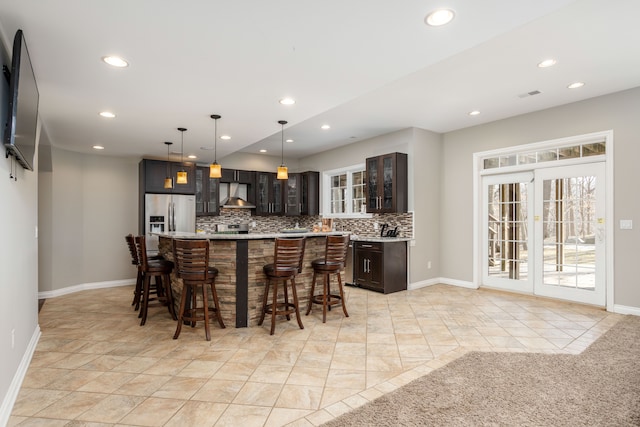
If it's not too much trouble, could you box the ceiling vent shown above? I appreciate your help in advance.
[518,90,542,99]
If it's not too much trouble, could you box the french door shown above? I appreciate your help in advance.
[534,163,606,306]
[482,162,606,306]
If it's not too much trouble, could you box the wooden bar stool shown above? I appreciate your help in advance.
[125,234,145,310]
[126,234,164,311]
[172,239,225,341]
[306,234,350,323]
[134,235,177,325]
[259,237,306,335]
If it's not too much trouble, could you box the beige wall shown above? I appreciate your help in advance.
[411,128,442,282]
[441,87,640,308]
[39,147,139,292]
[0,25,39,416]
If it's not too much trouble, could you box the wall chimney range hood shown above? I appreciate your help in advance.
[220,196,255,208]
[220,182,255,208]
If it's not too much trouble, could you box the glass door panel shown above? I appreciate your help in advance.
[483,172,534,293]
[535,163,605,305]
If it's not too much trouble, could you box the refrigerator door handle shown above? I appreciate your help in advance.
[171,202,176,231]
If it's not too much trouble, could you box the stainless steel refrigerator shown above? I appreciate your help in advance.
[144,194,196,252]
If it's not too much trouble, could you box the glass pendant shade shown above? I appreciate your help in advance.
[209,162,222,178]
[277,165,288,180]
[164,141,173,189]
[277,120,288,180]
[176,170,188,184]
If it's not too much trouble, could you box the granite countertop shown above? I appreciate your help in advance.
[155,231,350,240]
[350,235,412,243]
[155,231,411,242]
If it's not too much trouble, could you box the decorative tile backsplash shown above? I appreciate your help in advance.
[196,209,414,239]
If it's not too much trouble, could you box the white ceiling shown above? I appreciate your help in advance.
[1,0,639,163]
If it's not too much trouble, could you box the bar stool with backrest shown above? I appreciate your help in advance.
[259,237,306,335]
[126,234,164,311]
[125,234,145,310]
[306,234,350,323]
[172,239,225,341]
[134,235,177,325]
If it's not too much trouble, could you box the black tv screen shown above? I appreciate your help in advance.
[4,29,39,171]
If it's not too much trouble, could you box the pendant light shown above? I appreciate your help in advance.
[276,120,288,180]
[176,127,188,184]
[163,141,173,189]
[209,114,222,178]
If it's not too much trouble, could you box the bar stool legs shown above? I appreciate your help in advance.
[306,269,349,323]
[173,280,225,341]
[259,276,304,335]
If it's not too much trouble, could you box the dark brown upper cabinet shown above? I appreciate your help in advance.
[139,159,196,195]
[254,172,284,216]
[220,168,254,184]
[195,167,220,216]
[365,152,407,213]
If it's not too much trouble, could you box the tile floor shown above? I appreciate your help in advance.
[9,283,622,426]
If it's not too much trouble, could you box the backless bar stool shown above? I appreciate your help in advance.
[134,235,177,325]
[260,237,306,335]
[306,234,350,323]
[172,239,225,341]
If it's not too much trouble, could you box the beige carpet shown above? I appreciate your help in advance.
[323,315,640,426]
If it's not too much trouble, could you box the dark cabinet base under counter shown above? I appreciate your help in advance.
[353,239,408,294]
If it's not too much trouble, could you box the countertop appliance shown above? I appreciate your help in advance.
[145,194,196,251]
[215,223,249,234]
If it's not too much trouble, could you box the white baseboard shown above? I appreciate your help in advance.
[408,277,477,291]
[38,279,135,299]
[0,325,41,427]
[612,304,640,316]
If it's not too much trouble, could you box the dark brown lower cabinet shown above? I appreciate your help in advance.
[353,240,407,294]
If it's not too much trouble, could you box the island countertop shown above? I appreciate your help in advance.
[155,231,411,242]
[155,230,350,240]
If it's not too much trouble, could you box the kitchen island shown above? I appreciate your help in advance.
[156,231,349,328]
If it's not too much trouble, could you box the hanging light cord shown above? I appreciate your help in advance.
[278,120,287,165]
[213,116,218,163]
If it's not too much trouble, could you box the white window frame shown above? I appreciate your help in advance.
[322,164,373,218]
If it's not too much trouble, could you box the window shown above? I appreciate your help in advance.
[323,164,369,217]
[482,140,606,171]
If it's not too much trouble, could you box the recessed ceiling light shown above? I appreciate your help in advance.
[102,56,129,68]
[92,145,104,150]
[187,154,197,159]
[425,9,455,26]
[321,124,331,130]
[286,139,294,143]
[279,98,296,105]
[220,135,231,140]
[469,110,480,116]
[567,82,585,89]
[99,111,116,118]
[259,149,267,153]
[537,58,557,68]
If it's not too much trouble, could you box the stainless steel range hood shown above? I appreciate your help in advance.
[220,196,255,208]
[220,182,255,209]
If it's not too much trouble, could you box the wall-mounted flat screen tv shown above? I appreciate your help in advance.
[4,29,39,171]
